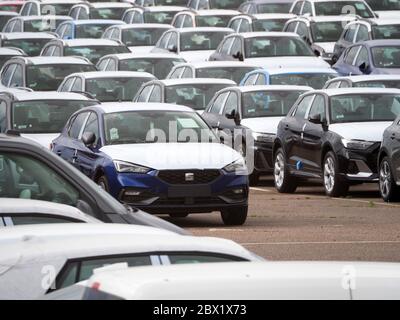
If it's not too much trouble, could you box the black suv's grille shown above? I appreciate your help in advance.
[157,170,221,184]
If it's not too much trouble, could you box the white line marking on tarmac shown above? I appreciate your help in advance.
[250,187,271,192]
[333,197,400,208]
[240,240,400,246]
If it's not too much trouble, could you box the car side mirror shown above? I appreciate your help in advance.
[309,113,323,124]
[232,51,244,61]
[82,131,96,147]
[359,61,370,74]
[226,109,241,125]
[167,44,177,53]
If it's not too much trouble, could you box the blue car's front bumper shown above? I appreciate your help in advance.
[104,167,249,214]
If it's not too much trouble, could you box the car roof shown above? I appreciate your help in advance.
[312,88,400,96]
[10,56,93,65]
[109,52,186,60]
[297,15,357,22]
[0,47,25,56]
[141,5,187,11]
[0,198,100,223]
[91,102,195,114]
[231,85,313,93]
[259,67,339,75]
[156,78,236,86]
[14,15,72,21]
[0,90,94,101]
[65,71,155,79]
[360,39,400,47]
[173,27,234,33]
[192,9,240,15]
[0,11,19,17]
[240,31,299,38]
[85,261,400,300]
[252,13,297,19]
[85,2,132,8]
[27,0,83,3]
[362,18,400,26]
[66,19,126,25]
[179,61,260,68]
[332,75,400,82]
[55,39,124,47]
[243,0,293,3]
[0,32,57,40]
[114,23,172,30]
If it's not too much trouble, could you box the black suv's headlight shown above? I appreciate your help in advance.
[341,139,375,150]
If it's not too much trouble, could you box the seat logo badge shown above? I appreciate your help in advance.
[185,173,194,182]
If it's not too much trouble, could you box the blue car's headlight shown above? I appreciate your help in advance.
[113,160,152,174]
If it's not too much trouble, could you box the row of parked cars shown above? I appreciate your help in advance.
[1,0,400,300]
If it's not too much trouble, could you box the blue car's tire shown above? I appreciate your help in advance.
[97,175,110,192]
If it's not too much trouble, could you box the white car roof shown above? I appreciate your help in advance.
[30,0,82,3]
[111,52,186,60]
[175,27,234,33]
[115,23,172,30]
[266,67,339,75]
[335,75,400,82]
[0,198,100,223]
[0,47,25,55]
[142,6,187,11]
[95,102,195,114]
[298,15,358,23]
[179,61,260,69]
[367,18,400,26]
[0,32,57,40]
[158,78,236,86]
[65,71,155,79]
[3,91,94,101]
[253,13,297,20]
[240,31,299,38]
[60,39,124,47]
[85,261,400,300]
[15,56,93,65]
[70,19,126,25]
[16,15,72,21]
[233,85,314,93]
[87,2,132,8]
[193,9,240,16]
[316,88,400,96]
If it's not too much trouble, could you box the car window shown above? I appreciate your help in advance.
[285,22,297,33]
[173,14,184,28]
[355,46,369,66]
[148,85,162,102]
[308,94,326,122]
[70,77,83,92]
[219,37,233,54]
[167,32,178,49]
[136,85,153,102]
[78,7,88,19]
[243,73,258,85]
[68,112,89,139]
[169,67,184,78]
[297,22,310,41]
[20,3,31,15]
[96,59,108,71]
[7,215,79,226]
[292,1,303,14]
[168,254,243,264]
[9,64,23,87]
[238,19,251,33]
[0,152,79,206]
[106,59,116,71]
[340,81,350,88]
[326,80,341,89]
[182,67,193,78]
[344,46,360,64]
[229,37,242,55]
[209,91,228,113]
[1,64,16,86]
[224,92,239,116]
[229,18,241,32]
[82,112,99,146]
[157,32,171,49]
[13,19,22,32]
[344,24,357,42]
[356,25,369,42]
[58,77,74,91]
[0,100,6,132]
[182,15,193,28]
[255,74,265,85]
[293,95,314,119]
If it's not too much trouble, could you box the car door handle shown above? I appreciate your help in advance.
[391,133,396,140]
[56,150,62,156]
[284,124,289,131]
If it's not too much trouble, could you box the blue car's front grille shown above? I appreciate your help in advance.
[157,170,221,185]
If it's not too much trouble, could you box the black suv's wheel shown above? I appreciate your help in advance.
[221,206,248,226]
[379,157,400,202]
[323,151,349,197]
[274,148,297,193]
[97,175,109,192]
[169,213,189,218]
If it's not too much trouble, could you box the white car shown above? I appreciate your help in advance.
[209,32,332,69]
[228,13,297,33]
[172,9,240,28]
[49,261,400,300]
[0,198,101,226]
[151,27,234,63]
[122,6,187,24]
[0,32,57,57]
[101,23,172,53]
[0,224,262,299]
[167,61,261,84]
[19,0,83,16]
[0,90,97,148]
[57,71,156,102]
[324,74,400,89]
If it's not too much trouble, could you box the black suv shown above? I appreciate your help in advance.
[0,132,186,234]
[378,115,400,202]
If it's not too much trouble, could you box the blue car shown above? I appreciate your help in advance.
[333,40,400,76]
[240,68,338,89]
[55,19,126,40]
[52,102,249,226]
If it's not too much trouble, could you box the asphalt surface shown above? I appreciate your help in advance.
[163,177,400,262]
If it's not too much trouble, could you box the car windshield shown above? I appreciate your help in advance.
[165,84,230,110]
[354,80,400,89]
[310,21,345,42]
[209,0,243,9]
[122,28,168,46]
[180,31,231,51]
[64,45,130,64]
[270,73,337,89]
[242,90,305,118]
[372,25,400,40]
[76,24,114,38]
[2,39,51,56]
[24,18,67,32]
[256,3,292,13]
[86,77,154,102]
[120,57,185,79]
[143,11,177,24]
[372,46,400,68]
[104,111,217,144]
[330,94,400,123]
[40,3,74,15]
[253,19,289,32]
[12,100,96,133]
[365,0,400,11]
[91,7,125,19]
[315,1,374,18]
[0,14,14,30]
[244,36,315,58]
[195,15,233,27]
[0,4,22,12]
[197,66,258,84]
[156,0,188,5]
[26,64,96,90]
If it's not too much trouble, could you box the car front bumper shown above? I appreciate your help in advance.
[251,141,274,173]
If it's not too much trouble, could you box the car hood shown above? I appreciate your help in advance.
[128,46,154,53]
[241,117,283,135]
[373,68,400,75]
[329,122,392,142]
[246,56,331,69]
[375,11,400,19]
[313,42,335,54]
[100,142,242,170]
[21,133,59,149]
[180,50,214,63]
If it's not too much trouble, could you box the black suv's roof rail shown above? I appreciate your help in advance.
[5,129,20,136]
